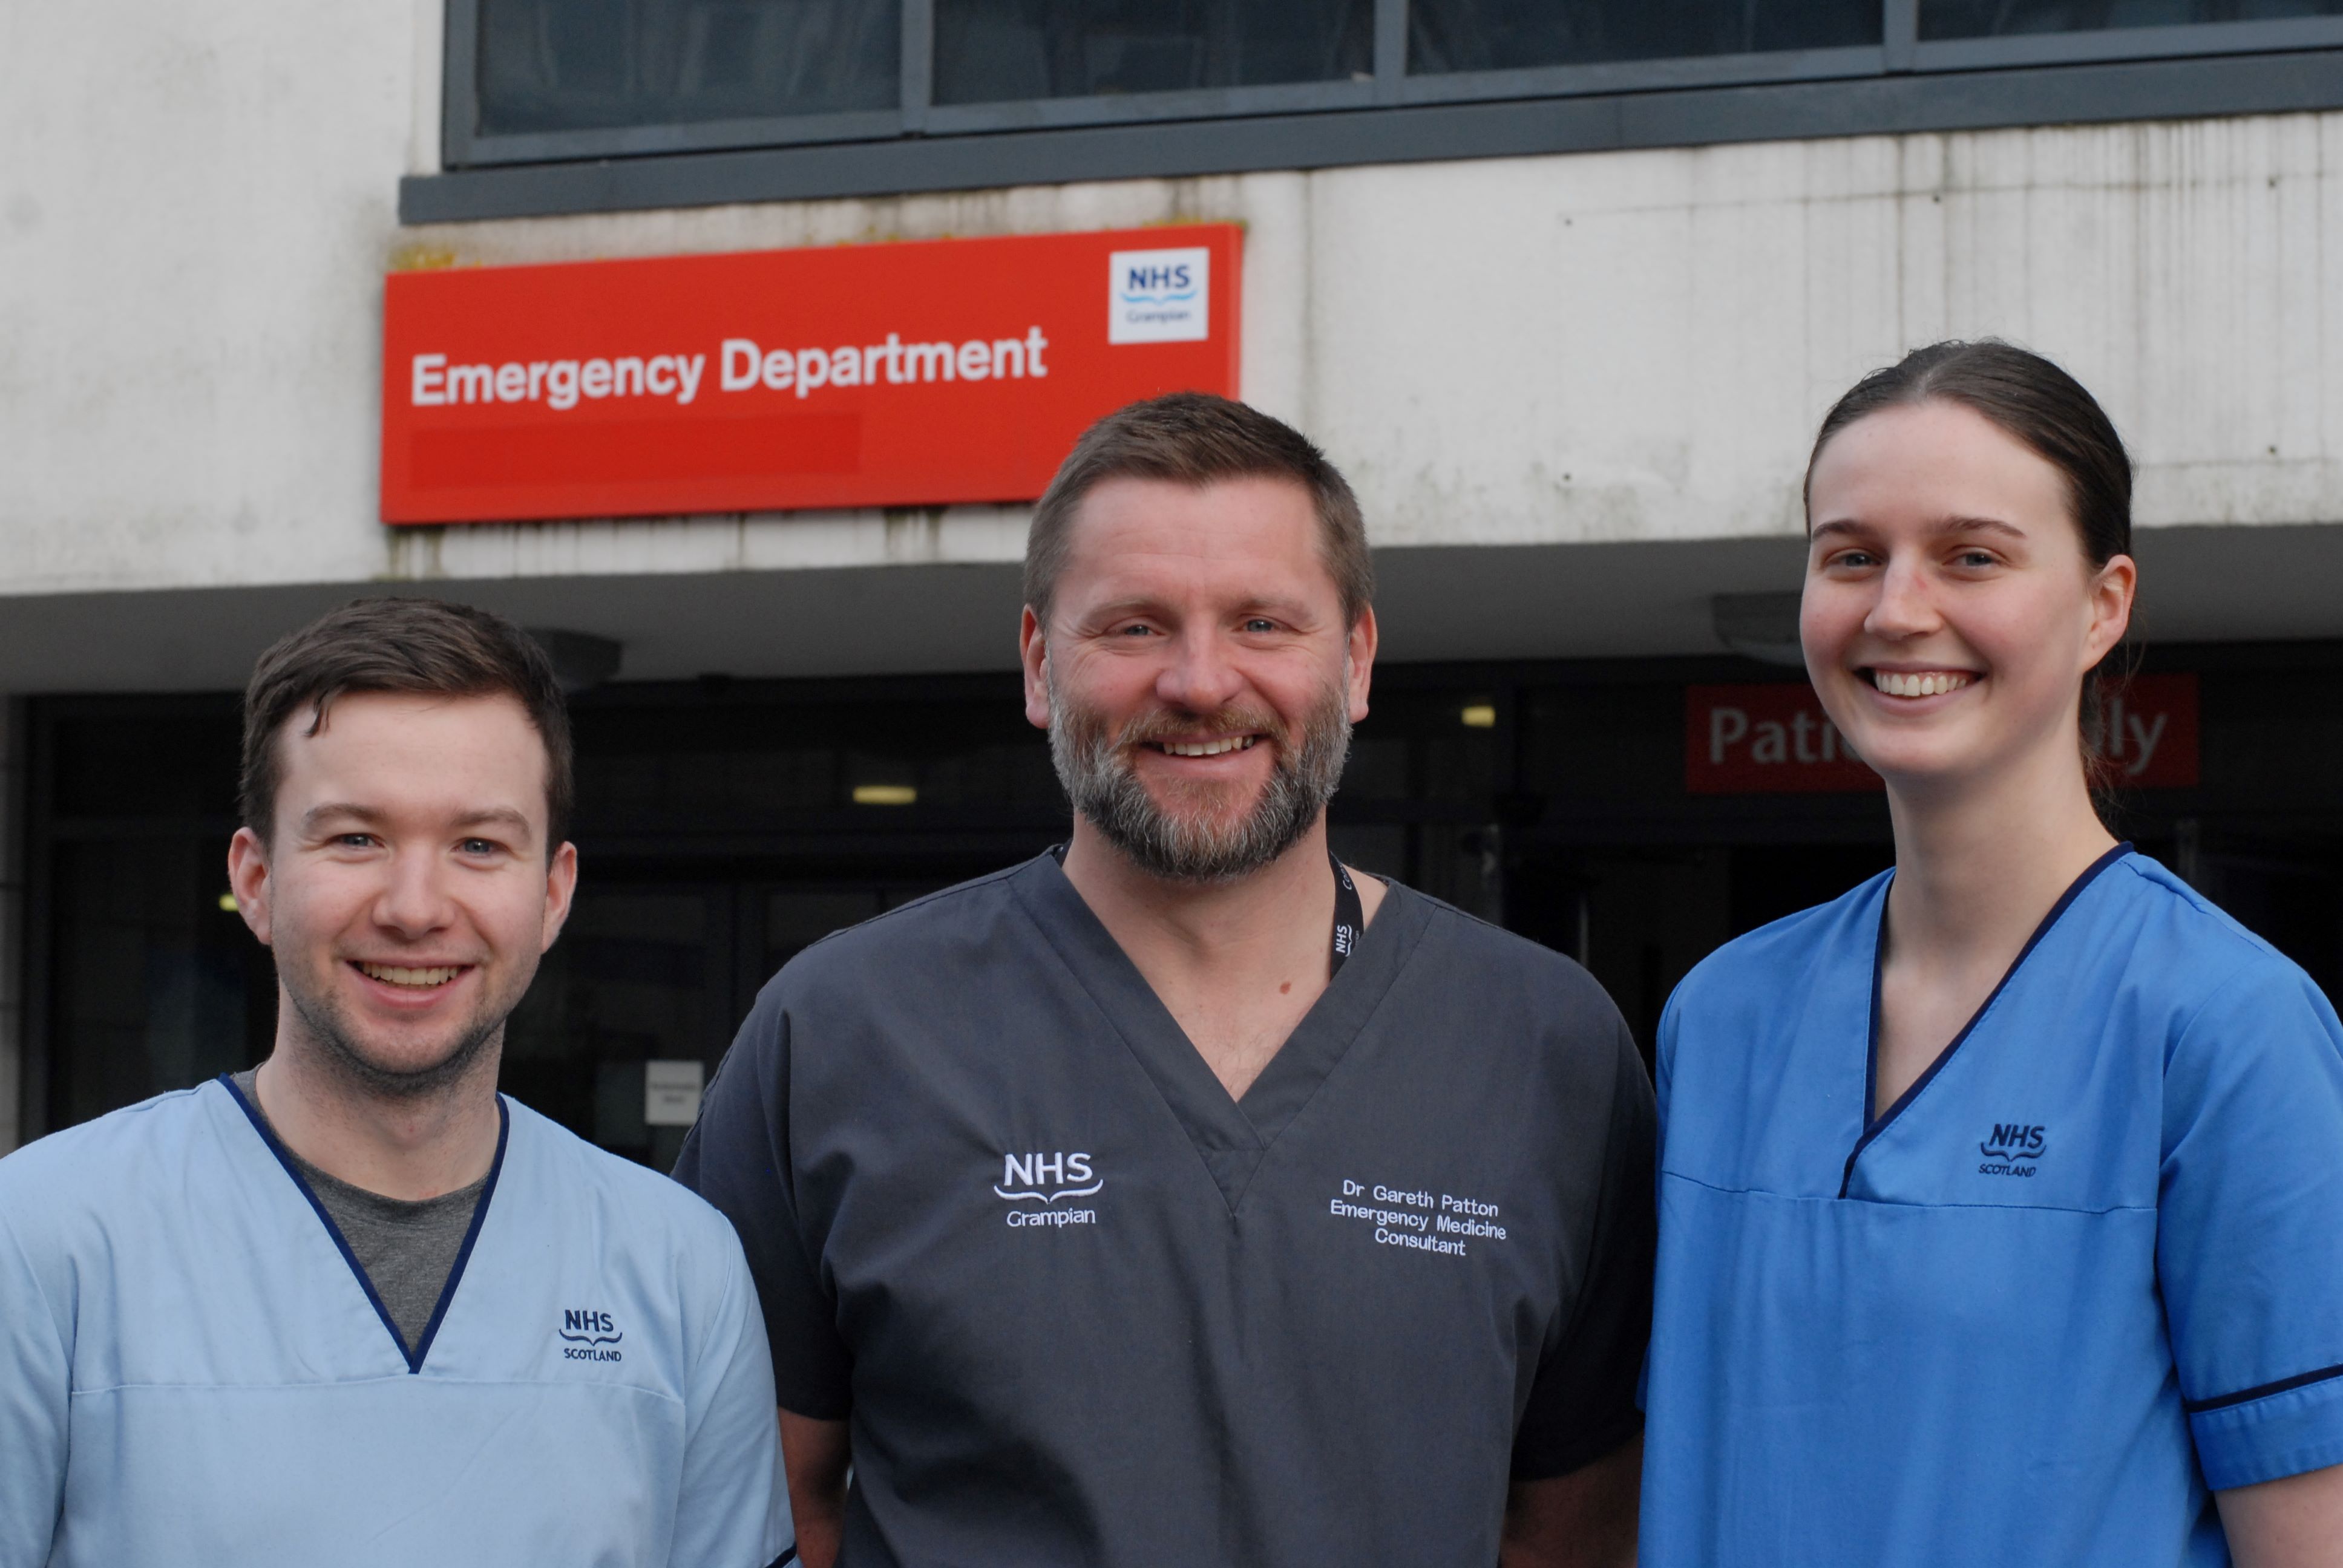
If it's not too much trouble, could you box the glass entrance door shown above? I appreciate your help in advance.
[500,873,956,1168]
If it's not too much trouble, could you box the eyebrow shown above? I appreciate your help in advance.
[1810,514,2029,542]
[300,803,536,837]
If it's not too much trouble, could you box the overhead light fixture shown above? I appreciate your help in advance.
[1460,704,1497,729]
[1711,592,1806,668]
[852,784,917,806]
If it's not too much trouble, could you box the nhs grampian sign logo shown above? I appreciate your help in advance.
[1109,247,1210,344]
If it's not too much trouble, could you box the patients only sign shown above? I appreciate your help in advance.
[379,226,1242,524]
[1685,673,2200,794]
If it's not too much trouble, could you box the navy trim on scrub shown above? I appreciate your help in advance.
[219,1071,511,1373]
[2184,1361,2343,1415]
[767,1549,799,1568]
[1837,842,2134,1200]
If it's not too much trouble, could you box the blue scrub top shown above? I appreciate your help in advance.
[0,1078,791,1568]
[1643,847,2343,1567]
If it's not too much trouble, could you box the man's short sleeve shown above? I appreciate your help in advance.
[670,1220,793,1568]
[2160,959,2343,1491]
[674,987,854,1419]
[0,1189,70,1568]
[1510,1019,1659,1480]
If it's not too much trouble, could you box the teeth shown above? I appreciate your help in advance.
[1873,670,1972,698]
[1160,736,1257,757]
[359,963,461,987]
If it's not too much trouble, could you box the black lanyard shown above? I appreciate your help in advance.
[1330,852,1363,979]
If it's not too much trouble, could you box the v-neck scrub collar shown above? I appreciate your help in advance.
[1842,841,2134,1197]
[1011,849,1434,1213]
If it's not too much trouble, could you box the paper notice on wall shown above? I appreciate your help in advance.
[643,1059,705,1127]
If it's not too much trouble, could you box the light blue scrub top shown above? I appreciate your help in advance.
[0,1077,791,1568]
[1643,847,2343,1566]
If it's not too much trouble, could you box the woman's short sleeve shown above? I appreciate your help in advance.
[2159,959,2343,1491]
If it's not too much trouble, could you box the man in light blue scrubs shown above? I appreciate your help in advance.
[0,599,789,1568]
[1643,846,2343,1564]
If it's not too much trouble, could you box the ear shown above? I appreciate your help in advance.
[539,840,580,955]
[226,827,274,947]
[2084,553,2137,668]
[1345,606,1378,725]
[1020,607,1052,733]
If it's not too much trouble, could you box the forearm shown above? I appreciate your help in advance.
[779,1408,851,1568]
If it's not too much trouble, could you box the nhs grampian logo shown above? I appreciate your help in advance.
[559,1308,624,1361]
[1109,247,1210,344]
[994,1151,1103,1229]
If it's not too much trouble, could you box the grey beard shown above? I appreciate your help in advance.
[1047,667,1352,885]
[280,974,505,1102]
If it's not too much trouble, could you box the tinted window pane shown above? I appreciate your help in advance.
[1411,0,1878,71]
[934,0,1372,105]
[50,837,275,1128]
[477,0,899,136]
[1922,0,2343,38]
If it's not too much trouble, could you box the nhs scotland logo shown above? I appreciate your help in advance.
[1109,247,1210,344]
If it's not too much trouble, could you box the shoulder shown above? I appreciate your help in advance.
[2096,855,2343,1066]
[1674,869,1888,1020]
[0,1083,221,1242]
[762,858,1036,1003]
[1377,884,1640,1102]
[2102,854,2306,991]
[1394,882,1618,1015]
[502,1100,747,1274]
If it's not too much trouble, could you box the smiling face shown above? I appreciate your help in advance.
[228,691,577,1099]
[1022,474,1376,883]
[1801,399,2135,794]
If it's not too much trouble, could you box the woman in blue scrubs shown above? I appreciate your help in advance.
[1640,341,2343,1566]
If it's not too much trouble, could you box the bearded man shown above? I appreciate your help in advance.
[677,393,1654,1568]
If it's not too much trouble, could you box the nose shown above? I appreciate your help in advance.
[1864,554,1942,641]
[1155,625,1247,717]
[372,846,456,941]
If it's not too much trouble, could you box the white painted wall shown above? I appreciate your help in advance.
[2,0,2340,631]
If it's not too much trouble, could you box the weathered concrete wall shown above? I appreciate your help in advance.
[2,0,2339,612]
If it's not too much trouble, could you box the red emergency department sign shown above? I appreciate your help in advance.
[379,226,1242,524]
[1685,673,2200,794]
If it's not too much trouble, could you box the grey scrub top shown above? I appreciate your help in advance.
[677,850,1655,1567]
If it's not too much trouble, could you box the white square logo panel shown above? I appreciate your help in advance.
[1107,247,1211,344]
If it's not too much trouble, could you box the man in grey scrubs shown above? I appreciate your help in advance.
[677,393,1653,1566]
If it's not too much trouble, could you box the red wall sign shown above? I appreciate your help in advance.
[379,225,1242,524]
[1685,672,2200,794]
[2086,672,2200,789]
[1686,684,1881,795]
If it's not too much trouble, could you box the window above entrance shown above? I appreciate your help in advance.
[411,0,2343,221]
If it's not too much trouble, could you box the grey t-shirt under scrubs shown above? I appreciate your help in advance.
[676,851,1656,1566]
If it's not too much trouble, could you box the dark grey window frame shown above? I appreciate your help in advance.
[409,0,2343,223]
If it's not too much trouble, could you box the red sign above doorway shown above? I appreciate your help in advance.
[1685,673,2200,794]
[378,225,1243,525]
[1686,683,1879,794]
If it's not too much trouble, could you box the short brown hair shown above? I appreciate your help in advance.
[240,596,574,852]
[1024,392,1374,629]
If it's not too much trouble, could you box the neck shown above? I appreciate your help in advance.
[252,1010,503,1201]
[1881,734,2117,959]
[1060,815,1340,981]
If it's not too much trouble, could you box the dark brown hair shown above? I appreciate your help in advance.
[1024,391,1374,629]
[1805,339,2132,568]
[240,596,574,851]
[1805,339,2137,795]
